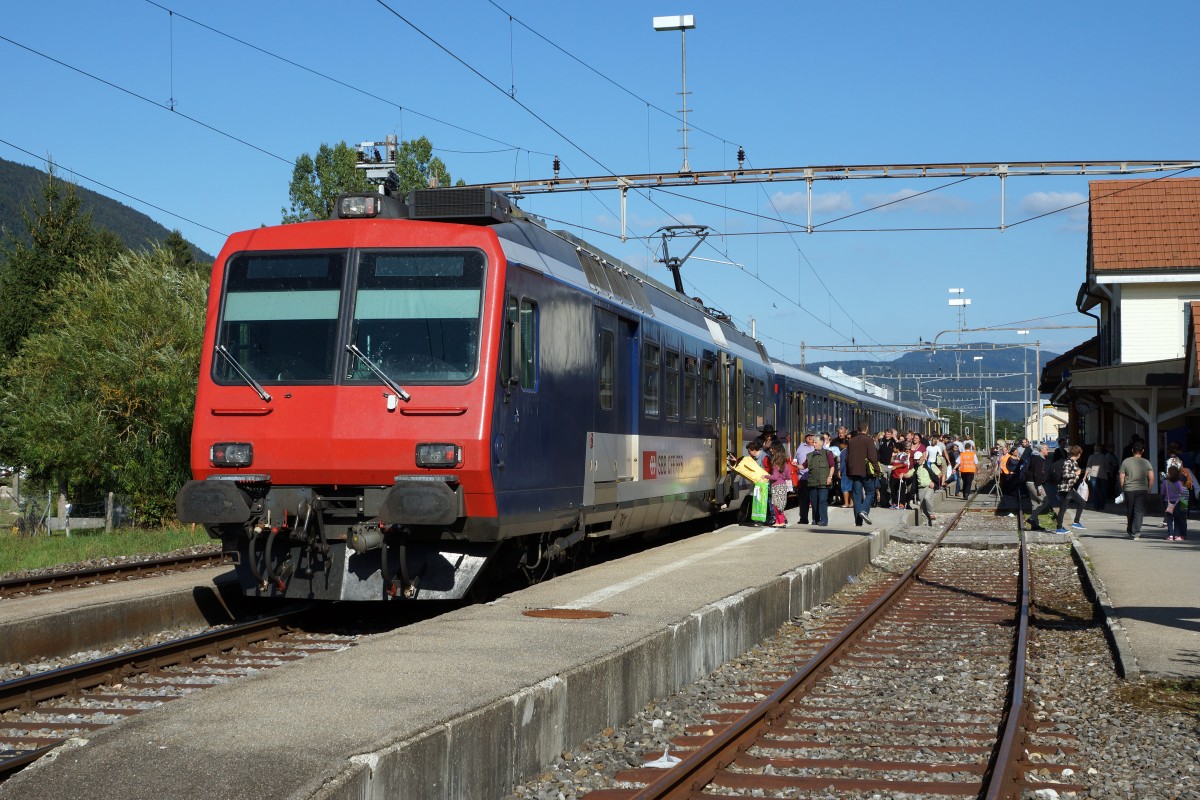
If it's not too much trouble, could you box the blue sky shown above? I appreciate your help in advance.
[3,0,1197,371]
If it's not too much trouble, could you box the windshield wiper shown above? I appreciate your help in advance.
[346,343,411,402]
[215,345,272,403]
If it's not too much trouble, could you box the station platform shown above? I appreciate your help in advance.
[1,494,1195,799]
[1067,505,1200,679]
[1,503,900,800]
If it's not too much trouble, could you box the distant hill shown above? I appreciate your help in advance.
[801,345,1061,422]
[0,157,213,262]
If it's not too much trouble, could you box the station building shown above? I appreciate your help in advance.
[1040,176,1200,482]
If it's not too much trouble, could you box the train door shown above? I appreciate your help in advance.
[724,354,744,461]
[789,389,806,445]
[590,308,637,506]
[494,294,542,491]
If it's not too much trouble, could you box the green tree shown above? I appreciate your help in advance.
[0,171,124,357]
[0,247,208,522]
[281,142,372,223]
[281,136,460,223]
[393,136,455,193]
[164,228,200,272]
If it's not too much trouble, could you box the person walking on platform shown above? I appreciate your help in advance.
[846,422,880,527]
[877,429,898,508]
[792,432,816,525]
[957,442,978,498]
[1162,465,1189,540]
[1054,445,1087,533]
[1119,441,1155,539]
[891,439,913,509]
[806,436,835,527]
[1084,445,1110,511]
[767,443,791,528]
[904,450,938,526]
[1026,443,1054,531]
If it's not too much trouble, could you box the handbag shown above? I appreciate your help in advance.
[1166,501,1177,514]
[1075,482,1090,502]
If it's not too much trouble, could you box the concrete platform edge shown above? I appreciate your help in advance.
[1069,534,1138,680]
[0,576,241,663]
[309,527,892,800]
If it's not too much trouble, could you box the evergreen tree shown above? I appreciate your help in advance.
[0,170,124,357]
[164,228,197,271]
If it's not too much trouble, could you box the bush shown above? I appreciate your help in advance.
[0,247,207,522]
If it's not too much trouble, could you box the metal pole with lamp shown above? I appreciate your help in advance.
[948,289,970,378]
[1017,329,1030,438]
[652,15,696,173]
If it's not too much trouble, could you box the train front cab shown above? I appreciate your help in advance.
[177,215,515,602]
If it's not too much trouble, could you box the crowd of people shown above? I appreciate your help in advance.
[990,435,1195,539]
[746,425,979,530]
[745,424,1197,540]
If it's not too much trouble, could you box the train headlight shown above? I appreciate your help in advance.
[337,194,381,218]
[416,443,462,469]
[211,442,253,467]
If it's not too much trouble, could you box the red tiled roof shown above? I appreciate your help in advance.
[1089,176,1200,272]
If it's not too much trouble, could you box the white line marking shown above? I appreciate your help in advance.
[562,527,779,609]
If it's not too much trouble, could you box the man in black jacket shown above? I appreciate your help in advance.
[846,423,881,527]
[1025,443,1054,530]
[876,429,897,509]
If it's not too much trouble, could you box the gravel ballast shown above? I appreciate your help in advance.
[505,531,1200,799]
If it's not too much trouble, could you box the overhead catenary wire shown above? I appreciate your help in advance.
[141,0,554,157]
[485,0,739,152]
[0,34,291,165]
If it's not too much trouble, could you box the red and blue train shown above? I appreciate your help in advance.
[176,186,937,602]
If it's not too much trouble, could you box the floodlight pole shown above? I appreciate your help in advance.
[653,15,696,173]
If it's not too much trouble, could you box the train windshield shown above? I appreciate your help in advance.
[347,249,485,383]
[216,252,345,384]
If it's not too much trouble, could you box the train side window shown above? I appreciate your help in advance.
[599,329,615,411]
[755,378,766,429]
[500,296,518,383]
[701,360,715,422]
[683,355,699,421]
[742,378,754,427]
[519,299,538,389]
[664,349,680,420]
[643,342,661,418]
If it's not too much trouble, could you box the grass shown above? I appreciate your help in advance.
[0,525,214,575]
[1116,678,1200,717]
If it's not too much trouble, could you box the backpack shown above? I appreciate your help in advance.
[1047,458,1065,487]
[924,461,942,489]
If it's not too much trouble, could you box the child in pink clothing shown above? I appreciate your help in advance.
[768,444,790,527]
[1163,465,1188,541]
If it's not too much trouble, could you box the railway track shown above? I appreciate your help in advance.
[0,551,228,599]
[587,493,1080,799]
[0,608,355,783]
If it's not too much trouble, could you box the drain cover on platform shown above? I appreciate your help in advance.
[522,608,615,619]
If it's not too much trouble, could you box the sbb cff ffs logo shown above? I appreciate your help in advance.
[642,451,684,480]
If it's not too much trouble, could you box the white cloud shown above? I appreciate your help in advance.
[768,190,852,217]
[1020,191,1086,215]
[860,189,973,214]
[1020,191,1088,229]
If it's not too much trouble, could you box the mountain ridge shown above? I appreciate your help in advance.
[0,157,213,262]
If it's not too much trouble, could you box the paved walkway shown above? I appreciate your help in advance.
[1068,504,1200,679]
